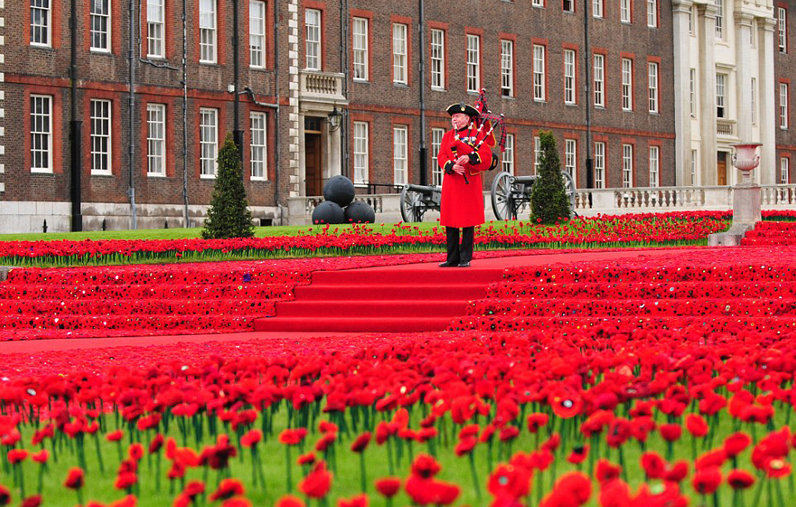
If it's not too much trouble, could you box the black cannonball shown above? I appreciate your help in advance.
[311,201,345,224]
[323,175,356,207]
[344,201,376,223]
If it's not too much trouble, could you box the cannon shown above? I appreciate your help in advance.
[490,171,576,221]
[399,184,441,223]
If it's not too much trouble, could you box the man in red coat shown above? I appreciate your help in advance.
[437,103,495,267]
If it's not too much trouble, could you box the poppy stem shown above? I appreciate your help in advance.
[359,452,367,493]
[467,452,482,501]
[775,478,786,507]
[285,445,293,492]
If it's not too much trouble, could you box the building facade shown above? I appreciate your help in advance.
[0,0,789,233]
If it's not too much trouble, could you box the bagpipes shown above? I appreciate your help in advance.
[452,89,508,183]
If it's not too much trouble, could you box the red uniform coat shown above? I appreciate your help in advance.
[437,127,494,228]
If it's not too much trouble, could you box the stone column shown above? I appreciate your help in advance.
[697,2,718,186]
[734,13,754,168]
[758,17,777,186]
[672,0,693,186]
[287,0,301,197]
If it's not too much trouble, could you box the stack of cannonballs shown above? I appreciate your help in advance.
[311,175,376,224]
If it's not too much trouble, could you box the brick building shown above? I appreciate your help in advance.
[0,0,787,232]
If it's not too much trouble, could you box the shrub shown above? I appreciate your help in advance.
[202,134,255,239]
[530,130,571,225]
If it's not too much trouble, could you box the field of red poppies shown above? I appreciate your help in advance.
[1,221,796,506]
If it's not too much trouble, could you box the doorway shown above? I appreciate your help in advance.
[717,152,727,186]
[305,116,324,196]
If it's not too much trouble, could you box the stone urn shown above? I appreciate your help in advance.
[731,143,762,185]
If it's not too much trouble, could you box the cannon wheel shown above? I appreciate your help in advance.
[400,185,426,223]
[491,171,519,220]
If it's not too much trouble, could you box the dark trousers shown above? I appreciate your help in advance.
[445,226,474,265]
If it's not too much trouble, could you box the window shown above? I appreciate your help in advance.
[534,136,541,173]
[200,108,218,178]
[593,54,604,107]
[781,157,790,184]
[91,99,112,175]
[533,45,546,101]
[593,0,603,18]
[431,128,445,185]
[393,126,408,185]
[431,29,445,90]
[564,49,576,104]
[503,134,515,175]
[501,40,514,97]
[353,121,369,185]
[690,68,696,117]
[715,0,723,38]
[648,62,659,113]
[147,0,165,58]
[31,0,51,47]
[393,24,408,84]
[779,8,787,53]
[250,0,266,68]
[200,0,217,63]
[30,95,53,173]
[466,34,480,93]
[716,73,726,118]
[250,112,267,180]
[622,58,633,111]
[622,144,633,187]
[90,0,111,52]
[305,8,321,70]
[565,139,577,184]
[352,17,368,81]
[780,83,789,129]
[649,146,659,187]
[689,6,694,34]
[647,0,657,27]
[621,0,631,23]
[532,0,544,7]
[752,78,757,124]
[564,0,574,13]
[691,149,697,185]
[147,104,166,177]
[594,141,605,188]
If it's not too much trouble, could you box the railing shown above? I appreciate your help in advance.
[299,70,347,103]
[716,119,736,137]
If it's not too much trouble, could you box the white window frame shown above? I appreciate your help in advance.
[752,78,757,124]
[622,58,633,111]
[30,94,53,173]
[466,34,480,93]
[200,108,218,179]
[781,83,789,129]
[647,0,658,27]
[648,62,659,113]
[353,121,369,185]
[621,0,631,23]
[503,134,515,175]
[649,146,659,187]
[305,8,321,70]
[715,0,724,39]
[716,73,726,119]
[594,141,605,188]
[563,0,575,13]
[30,0,52,47]
[593,0,604,18]
[533,45,546,102]
[250,111,267,180]
[533,0,545,6]
[352,17,368,81]
[393,23,408,85]
[690,68,696,117]
[147,103,166,177]
[534,136,541,173]
[431,128,445,185]
[249,0,267,69]
[147,0,165,58]
[594,53,604,107]
[689,6,694,35]
[90,99,112,175]
[781,157,790,184]
[691,149,697,186]
[431,29,445,90]
[393,126,408,185]
[90,0,111,52]
[200,0,218,63]
[622,143,633,187]
[565,139,577,184]
[501,40,514,97]
[779,8,787,53]
[564,49,576,105]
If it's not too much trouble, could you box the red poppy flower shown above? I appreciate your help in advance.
[20,496,42,507]
[723,432,752,458]
[549,386,583,419]
[542,472,592,507]
[659,423,682,442]
[663,460,690,483]
[106,430,124,442]
[31,450,48,464]
[299,461,333,499]
[114,472,137,490]
[337,494,368,507]
[297,452,316,466]
[640,451,666,479]
[128,443,144,461]
[727,469,755,489]
[275,495,305,507]
[279,428,307,446]
[350,432,371,453]
[542,433,561,452]
[595,459,621,485]
[487,463,532,499]
[762,457,792,478]
[183,480,206,498]
[691,466,722,495]
[695,448,727,471]
[454,436,477,456]
[209,478,245,502]
[527,412,549,433]
[411,454,441,479]
[241,429,263,448]
[7,449,28,464]
[500,426,520,442]
[374,477,401,498]
[221,499,252,507]
[566,445,589,465]
[605,418,632,448]
[149,434,164,454]
[685,414,709,437]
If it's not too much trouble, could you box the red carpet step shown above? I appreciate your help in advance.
[253,266,506,333]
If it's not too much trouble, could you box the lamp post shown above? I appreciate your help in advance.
[327,106,343,132]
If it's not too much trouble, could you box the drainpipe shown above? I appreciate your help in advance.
[274,0,282,223]
[418,0,427,186]
[340,0,349,178]
[182,0,190,226]
[584,0,593,191]
[128,0,138,229]
[69,0,83,231]
[233,0,244,152]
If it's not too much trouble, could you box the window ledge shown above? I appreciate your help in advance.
[147,173,167,178]
[200,175,216,180]
[90,172,114,177]
[250,177,269,182]
[30,169,54,175]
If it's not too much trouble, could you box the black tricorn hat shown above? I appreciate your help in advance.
[446,102,480,118]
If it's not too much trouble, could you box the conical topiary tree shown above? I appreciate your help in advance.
[202,134,255,239]
[530,130,571,224]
